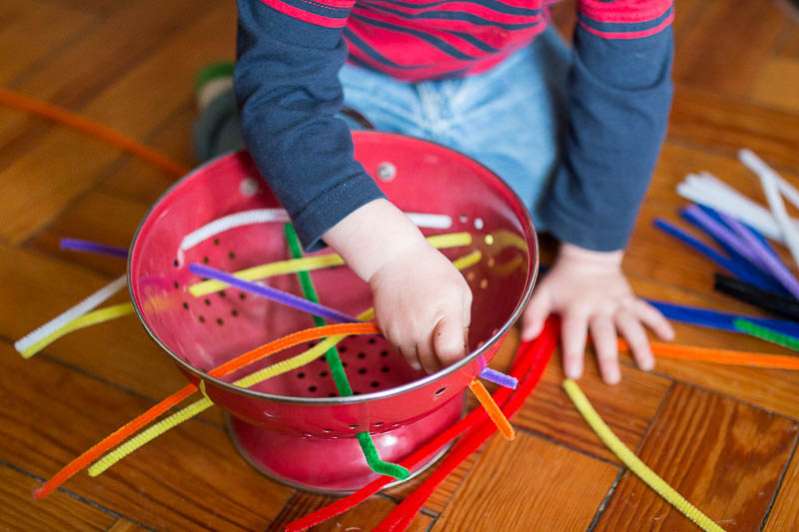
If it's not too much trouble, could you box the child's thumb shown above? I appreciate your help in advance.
[432,314,468,366]
[521,290,551,341]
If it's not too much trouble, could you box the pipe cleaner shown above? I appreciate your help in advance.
[467,380,514,440]
[733,319,799,353]
[188,231,472,296]
[60,238,129,259]
[286,318,558,532]
[91,249,484,477]
[15,275,127,357]
[679,207,787,295]
[719,213,799,300]
[740,149,799,268]
[89,335,347,476]
[284,223,409,480]
[647,300,799,338]
[0,88,189,177]
[563,380,724,532]
[34,322,378,499]
[20,303,134,358]
[181,209,452,251]
[618,340,799,371]
[714,274,799,321]
[677,172,790,244]
[479,367,518,389]
[188,263,359,324]
[652,219,770,288]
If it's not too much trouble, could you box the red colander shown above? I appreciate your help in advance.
[127,131,538,493]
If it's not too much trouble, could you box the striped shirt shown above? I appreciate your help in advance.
[235,0,675,251]
[258,0,673,80]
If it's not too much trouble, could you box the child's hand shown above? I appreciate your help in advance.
[324,200,472,373]
[521,243,674,384]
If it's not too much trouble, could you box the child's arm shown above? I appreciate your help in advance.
[531,1,676,383]
[235,1,470,371]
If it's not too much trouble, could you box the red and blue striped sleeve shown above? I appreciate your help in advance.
[539,1,675,252]
[235,0,384,251]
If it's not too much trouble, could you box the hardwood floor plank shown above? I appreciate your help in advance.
[750,56,799,113]
[0,464,116,531]
[596,383,797,531]
[673,1,784,98]
[0,243,189,400]
[0,4,234,243]
[669,86,799,172]
[514,356,671,465]
[266,493,432,531]
[0,342,292,529]
[0,0,95,84]
[764,443,799,531]
[434,432,619,530]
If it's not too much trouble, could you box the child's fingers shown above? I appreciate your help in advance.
[561,310,588,379]
[589,315,620,384]
[634,300,675,341]
[415,333,441,374]
[521,288,552,341]
[432,314,467,367]
[615,310,654,371]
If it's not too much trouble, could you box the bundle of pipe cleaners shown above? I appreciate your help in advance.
[654,149,799,352]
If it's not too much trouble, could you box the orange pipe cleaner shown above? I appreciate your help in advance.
[33,322,378,499]
[0,88,190,177]
[618,340,799,370]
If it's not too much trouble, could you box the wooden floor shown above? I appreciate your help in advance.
[2,0,799,530]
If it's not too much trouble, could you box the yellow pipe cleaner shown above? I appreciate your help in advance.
[89,251,482,476]
[562,380,725,532]
[189,232,473,296]
[21,303,134,359]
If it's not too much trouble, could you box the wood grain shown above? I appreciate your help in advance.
[0,464,116,531]
[266,493,433,531]
[434,432,619,530]
[596,383,797,531]
[764,444,799,531]
[0,4,234,243]
[0,341,292,529]
[673,1,785,98]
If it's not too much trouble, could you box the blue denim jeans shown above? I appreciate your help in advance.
[194,27,571,229]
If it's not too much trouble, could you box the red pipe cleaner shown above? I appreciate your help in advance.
[284,318,559,531]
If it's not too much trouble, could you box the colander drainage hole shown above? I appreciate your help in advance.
[202,256,210,264]
[219,290,226,298]
[239,292,247,300]
[339,346,348,353]
[319,370,329,378]
[370,381,379,388]
[380,350,389,357]
[213,238,220,246]
[228,251,236,260]
[231,309,239,317]
[182,302,189,310]
[204,298,212,306]
[173,281,179,289]
[349,424,359,430]
[308,385,317,393]
[216,318,224,326]
[368,338,377,345]
[435,387,447,397]
[357,368,367,375]
[173,259,179,268]
[373,421,384,428]
[198,315,206,323]
[357,352,366,359]
[297,372,305,379]
[381,366,390,373]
